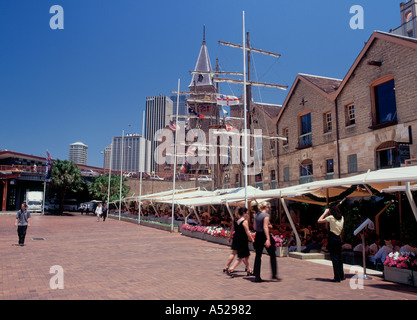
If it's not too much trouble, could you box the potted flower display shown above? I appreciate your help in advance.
[383,252,417,287]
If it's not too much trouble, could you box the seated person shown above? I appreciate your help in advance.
[341,241,353,252]
[302,235,322,253]
[399,242,417,255]
[187,214,198,225]
[371,239,394,263]
[353,240,370,255]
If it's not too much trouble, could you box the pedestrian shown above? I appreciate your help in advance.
[223,213,238,274]
[226,207,254,278]
[14,202,31,246]
[318,205,345,282]
[253,201,280,282]
[95,203,103,222]
[102,203,108,222]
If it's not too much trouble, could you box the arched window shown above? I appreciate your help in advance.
[406,11,413,22]
[300,159,313,184]
[376,141,400,169]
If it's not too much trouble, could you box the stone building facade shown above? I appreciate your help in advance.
[277,31,417,187]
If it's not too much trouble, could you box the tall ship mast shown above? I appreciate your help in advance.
[171,23,287,192]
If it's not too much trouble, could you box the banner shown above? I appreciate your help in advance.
[45,151,53,182]
[216,94,240,106]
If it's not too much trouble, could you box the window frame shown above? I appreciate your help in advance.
[298,111,312,149]
[323,111,332,133]
[370,75,398,129]
[346,103,356,126]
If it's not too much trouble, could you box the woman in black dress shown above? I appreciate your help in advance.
[227,207,254,277]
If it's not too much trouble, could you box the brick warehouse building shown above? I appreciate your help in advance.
[277,31,417,187]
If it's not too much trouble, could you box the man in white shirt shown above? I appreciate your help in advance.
[373,241,394,263]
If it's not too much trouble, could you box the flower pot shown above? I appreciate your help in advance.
[276,246,289,257]
[413,271,417,287]
[384,266,413,286]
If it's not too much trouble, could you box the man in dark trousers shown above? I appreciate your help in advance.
[253,201,280,282]
[15,202,31,246]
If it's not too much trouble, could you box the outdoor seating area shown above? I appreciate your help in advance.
[106,166,417,279]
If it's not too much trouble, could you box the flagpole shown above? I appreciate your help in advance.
[107,142,113,206]
[242,11,248,209]
[119,129,124,221]
[42,151,51,216]
[138,110,145,224]
[171,79,180,232]
[42,179,46,216]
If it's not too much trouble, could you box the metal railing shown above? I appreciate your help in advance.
[298,133,312,148]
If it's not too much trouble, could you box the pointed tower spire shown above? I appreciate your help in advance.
[203,25,206,43]
[189,26,214,90]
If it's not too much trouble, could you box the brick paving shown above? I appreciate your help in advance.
[1,213,416,300]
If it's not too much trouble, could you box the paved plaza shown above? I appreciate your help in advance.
[1,213,416,301]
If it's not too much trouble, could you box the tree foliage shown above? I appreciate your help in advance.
[87,174,129,203]
[49,159,84,212]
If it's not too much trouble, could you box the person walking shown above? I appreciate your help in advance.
[102,203,108,222]
[227,207,254,278]
[95,203,103,222]
[318,205,345,282]
[223,212,238,274]
[15,202,31,246]
[253,201,279,282]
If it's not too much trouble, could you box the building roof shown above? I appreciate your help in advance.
[0,150,48,163]
[277,30,417,123]
[189,38,214,89]
[334,30,417,97]
[253,102,283,121]
[70,142,88,147]
[298,74,342,95]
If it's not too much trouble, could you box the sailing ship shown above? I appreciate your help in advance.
[169,19,287,197]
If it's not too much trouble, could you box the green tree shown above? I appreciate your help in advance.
[87,174,130,203]
[49,159,84,213]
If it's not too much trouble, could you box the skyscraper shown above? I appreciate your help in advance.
[145,95,173,172]
[111,134,150,173]
[103,145,112,169]
[69,142,88,165]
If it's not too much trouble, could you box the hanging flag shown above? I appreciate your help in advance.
[216,94,240,106]
[200,105,208,112]
[180,160,190,173]
[226,124,236,131]
[169,121,178,131]
[188,106,199,116]
[45,151,53,182]
[186,146,196,157]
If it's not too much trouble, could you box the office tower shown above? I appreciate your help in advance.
[145,95,173,172]
[111,134,150,173]
[103,145,112,169]
[69,142,88,165]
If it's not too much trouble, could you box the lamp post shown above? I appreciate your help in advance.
[118,131,131,220]
[119,130,124,220]
[138,110,145,224]
[107,143,113,205]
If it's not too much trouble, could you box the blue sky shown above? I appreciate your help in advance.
[0,0,404,167]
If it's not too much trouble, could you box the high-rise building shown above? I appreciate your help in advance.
[69,142,88,165]
[111,134,150,173]
[145,95,173,172]
[103,145,112,169]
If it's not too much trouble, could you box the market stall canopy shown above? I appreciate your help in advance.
[259,165,417,205]
[138,186,271,207]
